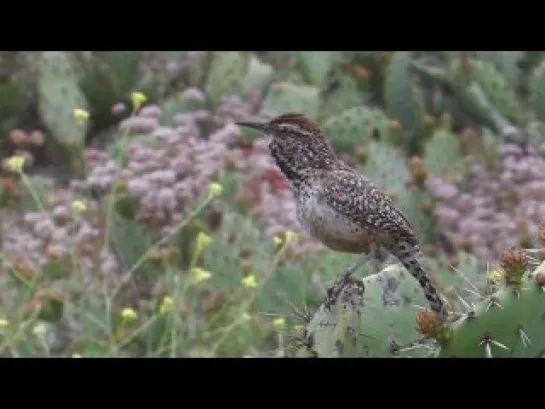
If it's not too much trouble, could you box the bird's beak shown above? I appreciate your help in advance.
[235,121,269,132]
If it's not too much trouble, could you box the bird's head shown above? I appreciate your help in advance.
[236,113,337,178]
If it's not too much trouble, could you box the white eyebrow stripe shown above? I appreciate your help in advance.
[277,123,313,137]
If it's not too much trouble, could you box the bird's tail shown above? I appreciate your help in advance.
[394,242,449,323]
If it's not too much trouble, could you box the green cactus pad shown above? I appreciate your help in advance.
[384,51,427,151]
[411,57,515,134]
[362,141,410,198]
[318,74,367,120]
[425,252,487,312]
[529,59,545,121]
[525,120,545,146]
[439,261,545,357]
[260,82,320,119]
[323,106,391,153]
[302,264,435,358]
[423,127,463,177]
[240,55,274,98]
[79,52,144,116]
[447,57,524,127]
[202,211,321,315]
[296,52,339,88]
[36,51,89,151]
[207,52,250,105]
[108,196,155,280]
[0,79,28,128]
[161,91,207,126]
[476,51,523,90]
[469,59,524,126]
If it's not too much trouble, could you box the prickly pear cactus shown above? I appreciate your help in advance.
[35,51,89,153]
[202,211,321,317]
[20,175,56,213]
[160,91,207,126]
[322,106,393,153]
[0,75,28,130]
[296,52,339,88]
[424,252,487,312]
[298,244,545,358]
[475,51,523,90]
[109,195,155,280]
[240,55,274,98]
[439,258,545,358]
[207,52,250,105]
[525,120,545,146]
[410,56,515,134]
[361,141,410,200]
[384,51,427,152]
[79,51,140,110]
[529,59,545,121]
[297,264,435,357]
[446,56,524,127]
[318,73,367,119]
[468,59,524,126]
[423,127,463,177]
[260,82,320,119]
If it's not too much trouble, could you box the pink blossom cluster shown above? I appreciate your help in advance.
[429,143,545,262]
[2,92,323,281]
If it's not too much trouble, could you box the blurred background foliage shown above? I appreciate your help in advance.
[0,51,544,357]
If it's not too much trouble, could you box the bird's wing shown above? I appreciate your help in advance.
[319,170,417,245]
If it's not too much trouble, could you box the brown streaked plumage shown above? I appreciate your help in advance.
[236,113,449,322]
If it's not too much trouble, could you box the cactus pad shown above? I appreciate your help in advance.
[260,82,320,119]
[323,106,392,153]
[36,51,89,150]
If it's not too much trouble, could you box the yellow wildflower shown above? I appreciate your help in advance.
[285,230,299,244]
[130,92,147,110]
[32,322,47,338]
[191,267,212,284]
[73,108,90,125]
[159,295,174,314]
[71,353,83,358]
[120,307,138,321]
[272,317,286,331]
[195,231,212,255]
[273,236,283,248]
[71,200,87,215]
[6,155,25,174]
[488,270,504,284]
[293,324,305,333]
[207,182,223,199]
[242,274,258,289]
[0,319,8,328]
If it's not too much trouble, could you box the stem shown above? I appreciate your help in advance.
[109,193,213,302]
[210,240,292,355]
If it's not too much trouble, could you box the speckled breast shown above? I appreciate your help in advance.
[295,187,376,254]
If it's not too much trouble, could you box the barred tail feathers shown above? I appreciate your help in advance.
[394,242,449,322]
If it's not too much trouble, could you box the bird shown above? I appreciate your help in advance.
[235,112,449,323]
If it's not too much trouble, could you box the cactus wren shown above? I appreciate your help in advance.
[236,113,448,322]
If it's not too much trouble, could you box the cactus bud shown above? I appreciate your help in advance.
[415,309,440,338]
[355,146,369,165]
[387,119,403,133]
[500,247,529,287]
[408,155,428,187]
[423,115,435,130]
[535,272,545,288]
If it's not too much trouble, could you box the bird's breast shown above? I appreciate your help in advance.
[295,188,376,253]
